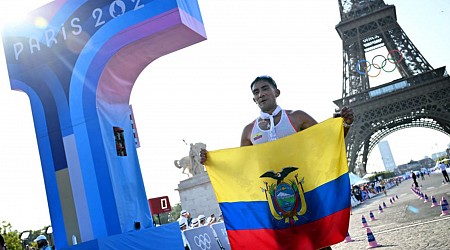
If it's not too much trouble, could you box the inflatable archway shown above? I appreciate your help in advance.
[2,0,206,249]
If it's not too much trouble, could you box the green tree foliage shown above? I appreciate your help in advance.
[1,222,54,250]
[169,203,182,222]
[152,212,169,225]
[1,221,22,250]
[151,203,183,225]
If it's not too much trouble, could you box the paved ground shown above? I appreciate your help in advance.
[332,173,450,250]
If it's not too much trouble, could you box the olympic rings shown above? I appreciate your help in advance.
[355,50,403,77]
[194,233,212,250]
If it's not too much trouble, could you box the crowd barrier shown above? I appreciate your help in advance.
[183,222,231,250]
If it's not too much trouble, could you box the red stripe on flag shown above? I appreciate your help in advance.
[226,207,350,250]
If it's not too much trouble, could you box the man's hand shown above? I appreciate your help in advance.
[340,106,354,126]
[200,148,208,165]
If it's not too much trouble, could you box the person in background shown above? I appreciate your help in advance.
[179,210,189,226]
[0,234,6,250]
[411,171,419,188]
[439,161,450,183]
[179,221,189,250]
[190,218,199,228]
[207,214,216,225]
[34,235,52,250]
[198,215,207,227]
[185,212,193,227]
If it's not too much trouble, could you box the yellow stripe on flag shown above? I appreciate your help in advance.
[205,118,348,203]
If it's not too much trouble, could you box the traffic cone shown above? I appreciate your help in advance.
[431,196,439,207]
[382,201,387,208]
[423,194,429,203]
[442,197,449,206]
[366,227,381,248]
[361,215,369,227]
[440,200,449,216]
[378,204,384,213]
[369,210,377,221]
[344,232,354,243]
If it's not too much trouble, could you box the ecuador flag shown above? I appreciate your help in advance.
[205,118,350,250]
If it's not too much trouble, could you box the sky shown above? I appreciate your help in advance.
[0,0,449,232]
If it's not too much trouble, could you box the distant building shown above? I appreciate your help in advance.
[378,141,396,172]
[397,158,434,174]
[431,151,447,160]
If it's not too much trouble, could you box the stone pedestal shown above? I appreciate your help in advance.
[177,171,221,218]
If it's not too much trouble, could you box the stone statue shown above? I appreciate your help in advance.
[174,142,206,177]
[174,156,191,176]
[189,142,206,176]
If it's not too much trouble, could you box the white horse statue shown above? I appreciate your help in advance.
[174,142,206,176]
[174,156,191,176]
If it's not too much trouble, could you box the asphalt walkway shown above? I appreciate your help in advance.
[332,173,450,249]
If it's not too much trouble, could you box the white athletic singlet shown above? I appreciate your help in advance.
[250,110,297,145]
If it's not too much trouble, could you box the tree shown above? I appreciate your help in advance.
[152,212,169,225]
[169,203,182,222]
[1,221,22,250]
[151,203,183,225]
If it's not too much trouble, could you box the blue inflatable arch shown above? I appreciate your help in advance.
[2,0,206,249]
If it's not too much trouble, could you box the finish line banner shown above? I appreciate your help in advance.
[205,118,351,250]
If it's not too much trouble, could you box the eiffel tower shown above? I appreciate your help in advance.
[333,0,450,175]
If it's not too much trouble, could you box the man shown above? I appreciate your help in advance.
[200,75,354,249]
[411,171,419,188]
[197,214,207,226]
[178,221,189,250]
[179,210,190,227]
[34,235,52,250]
[241,75,353,146]
[190,218,199,228]
[0,234,5,250]
[439,161,449,183]
[200,75,354,155]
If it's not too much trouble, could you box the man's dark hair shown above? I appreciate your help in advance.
[250,75,277,89]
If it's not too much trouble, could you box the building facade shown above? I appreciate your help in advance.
[378,141,397,172]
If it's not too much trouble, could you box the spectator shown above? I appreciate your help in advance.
[1,234,6,250]
[439,161,450,183]
[179,210,188,226]
[207,215,216,225]
[34,235,52,250]
[352,185,363,203]
[198,215,207,226]
[178,221,189,250]
[185,212,193,227]
[191,218,199,228]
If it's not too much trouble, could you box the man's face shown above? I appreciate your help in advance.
[251,80,279,112]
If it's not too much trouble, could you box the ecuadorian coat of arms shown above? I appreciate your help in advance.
[260,166,307,226]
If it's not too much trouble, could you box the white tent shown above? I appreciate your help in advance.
[349,172,368,185]
[362,173,376,179]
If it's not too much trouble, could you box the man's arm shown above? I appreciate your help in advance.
[200,122,254,165]
[288,110,318,131]
[240,122,254,147]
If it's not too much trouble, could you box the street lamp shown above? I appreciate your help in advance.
[45,226,53,247]
[19,230,31,250]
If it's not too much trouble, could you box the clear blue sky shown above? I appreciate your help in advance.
[0,0,449,232]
